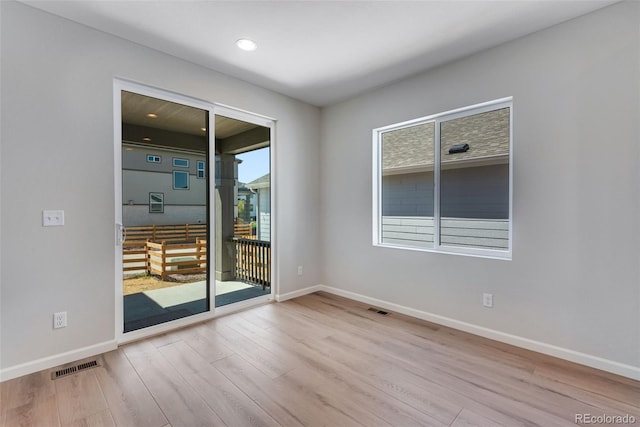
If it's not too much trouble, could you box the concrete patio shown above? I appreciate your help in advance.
[123,280,270,332]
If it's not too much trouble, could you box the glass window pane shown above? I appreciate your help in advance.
[173,170,189,189]
[439,107,510,250]
[380,122,435,249]
[197,161,206,178]
[173,158,189,167]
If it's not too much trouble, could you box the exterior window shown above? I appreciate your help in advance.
[373,98,512,259]
[197,160,206,179]
[147,154,161,163]
[149,192,164,213]
[173,158,189,168]
[173,171,189,190]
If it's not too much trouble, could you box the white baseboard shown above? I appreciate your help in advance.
[275,284,323,302]
[0,340,118,382]
[315,285,640,381]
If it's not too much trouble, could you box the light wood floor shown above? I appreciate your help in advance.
[2,292,639,426]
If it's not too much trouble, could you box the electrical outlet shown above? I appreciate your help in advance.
[483,293,493,308]
[297,266,303,276]
[43,210,65,227]
[53,312,67,329]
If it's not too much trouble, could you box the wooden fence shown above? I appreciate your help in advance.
[124,224,206,247]
[234,238,271,289]
[123,238,207,280]
[122,223,269,285]
[234,222,253,238]
[146,239,207,280]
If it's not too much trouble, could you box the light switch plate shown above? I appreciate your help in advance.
[43,210,64,227]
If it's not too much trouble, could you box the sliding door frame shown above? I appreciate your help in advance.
[113,78,276,344]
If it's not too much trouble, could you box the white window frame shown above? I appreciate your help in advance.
[197,160,206,179]
[172,170,190,190]
[149,192,164,213]
[173,157,189,168]
[372,97,513,260]
[147,154,161,163]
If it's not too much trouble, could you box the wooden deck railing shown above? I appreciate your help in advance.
[234,238,271,289]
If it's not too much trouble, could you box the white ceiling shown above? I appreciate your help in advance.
[22,0,617,107]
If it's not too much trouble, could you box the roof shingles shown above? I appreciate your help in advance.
[382,107,510,171]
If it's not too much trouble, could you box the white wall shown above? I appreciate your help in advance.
[320,2,640,377]
[0,1,321,375]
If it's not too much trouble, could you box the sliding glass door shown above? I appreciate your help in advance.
[213,114,271,307]
[114,82,274,338]
[119,90,211,332]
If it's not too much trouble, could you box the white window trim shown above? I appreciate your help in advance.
[173,157,189,168]
[147,154,161,163]
[197,160,206,179]
[372,97,513,260]
[172,170,190,190]
[149,192,164,213]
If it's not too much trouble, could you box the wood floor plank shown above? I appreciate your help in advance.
[244,304,334,342]
[159,341,282,427]
[214,316,305,370]
[122,340,226,426]
[297,293,536,382]
[179,323,236,363]
[313,292,538,373]
[3,395,60,427]
[64,408,115,427]
[212,355,312,427]
[286,297,574,426]
[533,360,640,407]
[450,408,504,427]
[94,350,168,427]
[293,334,462,425]
[356,325,600,422]
[281,360,444,427]
[305,311,579,426]
[54,371,108,426]
[294,326,522,426]
[204,321,295,379]
[1,370,59,427]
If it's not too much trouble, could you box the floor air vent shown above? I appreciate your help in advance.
[368,307,390,316]
[51,358,101,380]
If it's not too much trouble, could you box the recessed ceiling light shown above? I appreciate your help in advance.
[143,137,151,142]
[201,127,207,132]
[146,113,158,119]
[236,38,257,52]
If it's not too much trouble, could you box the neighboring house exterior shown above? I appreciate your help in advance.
[381,107,510,249]
[122,144,208,226]
[247,173,271,242]
[123,143,255,228]
[237,183,257,222]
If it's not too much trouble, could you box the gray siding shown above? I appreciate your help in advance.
[122,144,206,175]
[441,164,509,219]
[382,164,508,219]
[382,172,434,216]
[257,188,271,242]
[381,216,434,248]
[382,216,508,250]
[123,205,206,226]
